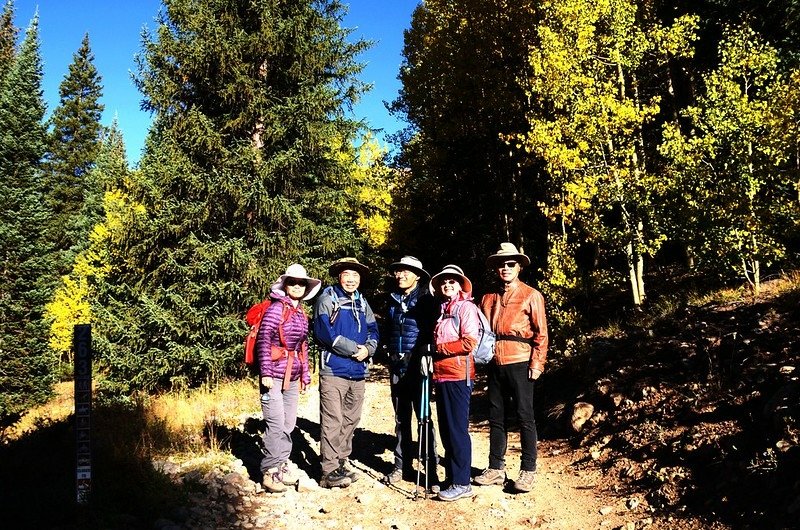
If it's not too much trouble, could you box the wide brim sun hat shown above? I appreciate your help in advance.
[328,257,370,278]
[429,264,473,295]
[388,255,429,279]
[486,242,531,268]
[271,263,322,301]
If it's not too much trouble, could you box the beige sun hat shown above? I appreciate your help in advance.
[486,242,531,268]
[429,264,473,295]
[328,257,370,278]
[270,263,322,300]
[388,255,429,279]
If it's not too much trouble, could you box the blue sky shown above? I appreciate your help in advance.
[12,0,418,165]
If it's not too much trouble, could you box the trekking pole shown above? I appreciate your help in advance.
[422,373,430,498]
[414,373,426,500]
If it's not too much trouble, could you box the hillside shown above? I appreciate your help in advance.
[539,274,800,529]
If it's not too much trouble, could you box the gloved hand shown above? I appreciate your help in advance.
[420,355,433,377]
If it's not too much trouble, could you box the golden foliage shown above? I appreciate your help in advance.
[343,134,394,249]
[45,190,146,358]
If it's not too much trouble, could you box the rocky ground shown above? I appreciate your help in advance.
[150,366,700,530]
[149,276,800,530]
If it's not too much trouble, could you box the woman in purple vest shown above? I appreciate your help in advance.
[256,263,321,493]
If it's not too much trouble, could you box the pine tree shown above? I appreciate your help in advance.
[44,33,104,276]
[95,0,369,392]
[0,15,55,430]
[0,1,18,80]
[81,119,128,232]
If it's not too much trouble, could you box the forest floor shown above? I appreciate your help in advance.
[1,273,798,529]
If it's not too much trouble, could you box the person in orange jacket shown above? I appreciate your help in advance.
[475,243,549,493]
[429,264,480,502]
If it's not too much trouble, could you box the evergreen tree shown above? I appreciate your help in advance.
[0,1,17,80]
[82,118,128,231]
[95,0,369,392]
[0,15,55,430]
[44,33,104,276]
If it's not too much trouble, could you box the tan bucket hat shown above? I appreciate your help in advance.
[328,257,370,278]
[486,242,531,268]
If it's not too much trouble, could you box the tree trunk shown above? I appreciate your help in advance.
[626,240,642,306]
[625,219,647,306]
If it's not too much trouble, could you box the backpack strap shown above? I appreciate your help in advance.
[274,302,296,390]
[496,334,533,344]
[276,302,290,348]
[323,286,342,324]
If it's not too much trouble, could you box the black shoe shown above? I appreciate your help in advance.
[382,467,403,484]
[339,459,359,483]
[320,467,352,489]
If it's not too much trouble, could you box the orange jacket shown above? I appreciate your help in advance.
[479,280,548,373]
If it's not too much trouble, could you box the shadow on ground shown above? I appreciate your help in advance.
[0,401,186,529]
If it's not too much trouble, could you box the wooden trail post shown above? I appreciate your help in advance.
[73,324,92,505]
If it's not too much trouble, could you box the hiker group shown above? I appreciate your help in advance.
[252,242,548,502]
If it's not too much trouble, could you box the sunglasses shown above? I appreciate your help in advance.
[499,261,518,269]
[284,279,307,287]
[441,279,460,285]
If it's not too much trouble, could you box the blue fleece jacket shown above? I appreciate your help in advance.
[313,284,379,380]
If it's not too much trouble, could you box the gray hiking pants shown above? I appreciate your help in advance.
[319,374,365,475]
[260,377,300,471]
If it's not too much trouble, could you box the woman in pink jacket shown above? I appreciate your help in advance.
[429,264,480,501]
[256,263,321,493]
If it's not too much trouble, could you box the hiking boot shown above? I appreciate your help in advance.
[437,483,475,502]
[262,467,287,493]
[339,459,359,483]
[382,467,404,484]
[319,467,352,489]
[473,467,505,486]
[280,461,299,486]
[514,470,536,492]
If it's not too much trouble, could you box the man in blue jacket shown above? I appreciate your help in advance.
[381,256,438,488]
[313,257,379,488]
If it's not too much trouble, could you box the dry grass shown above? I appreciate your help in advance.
[6,381,82,440]
[688,270,800,306]
[6,377,262,455]
[145,377,262,456]
[756,269,800,298]
[148,378,260,433]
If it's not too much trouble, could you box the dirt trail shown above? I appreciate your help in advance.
[247,365,644,530]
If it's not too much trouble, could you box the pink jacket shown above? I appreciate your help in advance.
[433,292,479,383]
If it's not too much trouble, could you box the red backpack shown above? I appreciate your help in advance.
[244,299,272,366]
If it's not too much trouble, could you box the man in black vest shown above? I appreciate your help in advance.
[381,256,438,489]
